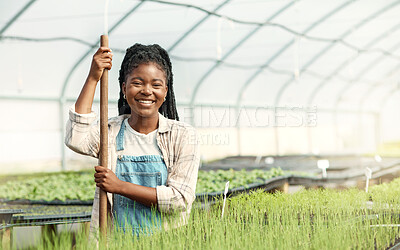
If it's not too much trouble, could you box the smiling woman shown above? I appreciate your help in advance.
[122,63,168,133]
[65,43,200,237]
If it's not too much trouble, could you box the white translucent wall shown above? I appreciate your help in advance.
[1,0,400,172]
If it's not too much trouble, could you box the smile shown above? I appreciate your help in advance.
[136,99,155,104]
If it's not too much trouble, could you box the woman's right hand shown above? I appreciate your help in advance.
[88,47,113,82]
[75,47,113,114]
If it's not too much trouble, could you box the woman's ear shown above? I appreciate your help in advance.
[122,82,126,95]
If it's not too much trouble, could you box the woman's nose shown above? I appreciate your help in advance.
[141,84,152,95]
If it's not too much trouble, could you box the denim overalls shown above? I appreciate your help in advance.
[113,120,168,235]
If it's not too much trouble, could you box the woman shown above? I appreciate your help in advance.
[65,43,200,236]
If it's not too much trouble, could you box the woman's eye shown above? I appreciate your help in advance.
[132,82,142,85]
[153,83,163,87]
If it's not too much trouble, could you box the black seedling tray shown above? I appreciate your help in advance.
[0,209,24,224]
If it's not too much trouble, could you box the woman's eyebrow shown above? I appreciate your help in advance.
[129,77,144,82]
[130,77,164,82]
[152,78,164,83]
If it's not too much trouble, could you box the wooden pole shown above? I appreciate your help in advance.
[99,34,109,239]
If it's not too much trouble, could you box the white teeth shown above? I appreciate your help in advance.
[138,100,153,104]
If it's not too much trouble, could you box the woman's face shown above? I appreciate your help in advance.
[122,62,168,119]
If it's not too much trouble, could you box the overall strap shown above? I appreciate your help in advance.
[116,119,126,151]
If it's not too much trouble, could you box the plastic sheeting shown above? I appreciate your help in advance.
[1,0,400,167]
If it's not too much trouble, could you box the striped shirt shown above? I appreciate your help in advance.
[65,107,200,234]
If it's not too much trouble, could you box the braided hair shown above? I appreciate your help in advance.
[118,43,179,120]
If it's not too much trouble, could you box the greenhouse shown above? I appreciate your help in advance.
[1,0,400,249]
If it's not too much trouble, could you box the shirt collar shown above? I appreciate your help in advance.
[121,113,171,133]
[158,113,172,133]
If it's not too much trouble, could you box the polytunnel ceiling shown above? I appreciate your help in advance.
[1,0,400,113]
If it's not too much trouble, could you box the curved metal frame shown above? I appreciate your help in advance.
[0,0,37,35]
[183,1,295,155]
[306,1,400,109]
[358,63,400,146]
[333,26,400,153]
[168,0,231,52]
[58,0,232,169]
[195,2,295,155]
[236,0,356,154]
[330,34,400,154]
[58,2,144,170]
[281,0,364,155]
[60,2,145,99]
[298,0,400,153]
[358,59,400,113]
[355,62,400,150]
[246,0,357,109]
[189,1,296,125]
[3,0,400,167]
[60,0,232,106]
[315,22,400,112]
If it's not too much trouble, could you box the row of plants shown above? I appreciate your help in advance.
[31,177,400,249]
[0,172,95,202]
[0,168,293,202]
[196,168,288,193]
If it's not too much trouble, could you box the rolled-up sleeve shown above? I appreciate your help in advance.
[156,126,200,214]
[64,106,100,158]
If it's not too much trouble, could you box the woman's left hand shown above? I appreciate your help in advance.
[94,166,123,193]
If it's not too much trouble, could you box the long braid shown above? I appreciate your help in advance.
[154,44,179,121]
[117,44,179,120]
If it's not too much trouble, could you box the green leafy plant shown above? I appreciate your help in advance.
[0,168,294,201]
[0,172,96,201]
[196,168,287,193]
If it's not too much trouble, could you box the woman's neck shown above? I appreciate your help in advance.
[128,113,159,135]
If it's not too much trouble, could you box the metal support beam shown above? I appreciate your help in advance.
[0,0,37,35]
[300,1,400,153]
[357,53,400,114]
[305,2,400,110]
[333,48,400,154]
[186,1,295,154]
[236,0,356,154]
[167,0,231,52]
[166,0,231,131]
[190,2,296,126]
[332,34,400,154]
[356,62,400,150]
[60,2,144,99]
[59,98,66,171]
[333,30,400,116]
[59,2,144,171]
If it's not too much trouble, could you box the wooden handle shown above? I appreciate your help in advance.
[99,34,109,238]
